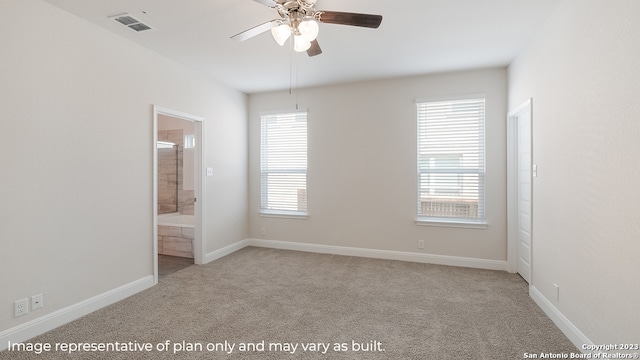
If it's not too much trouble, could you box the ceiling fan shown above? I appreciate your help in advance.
[231,0,383,57]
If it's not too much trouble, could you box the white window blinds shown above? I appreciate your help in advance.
[261,112,308,216]
[417,98,486,223]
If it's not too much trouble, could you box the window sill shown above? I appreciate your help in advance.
[260,211,309,220]
[415,218,488,229]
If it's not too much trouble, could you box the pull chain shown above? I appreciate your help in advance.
[289,37,300,110]
[289,35,293,96]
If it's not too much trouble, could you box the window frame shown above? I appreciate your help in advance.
[415,96,488,229]
[259,110,309,219]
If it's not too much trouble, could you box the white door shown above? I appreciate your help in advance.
[516,107,532,283]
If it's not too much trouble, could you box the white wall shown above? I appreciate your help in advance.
[0,0,247,340]
[508,0,640,343]
[249,68,507,262]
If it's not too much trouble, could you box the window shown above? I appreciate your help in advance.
[417,97,486,225]
[260,111,308,217]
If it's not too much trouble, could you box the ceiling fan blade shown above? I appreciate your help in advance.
[316,11,383,28]
[252,0,277,7]
[307,39,322,57]
[231,20,278,41]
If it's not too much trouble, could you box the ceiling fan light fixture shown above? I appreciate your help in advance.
[271,23,291,46]
[298,19,319,42]
[231,0,383,57]
[293,33,311,52]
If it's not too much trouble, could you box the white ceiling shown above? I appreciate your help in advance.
[42,0,560,94]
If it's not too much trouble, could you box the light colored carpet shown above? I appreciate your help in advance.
[1,247,577,359]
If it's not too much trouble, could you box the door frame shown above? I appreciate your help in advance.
[506,98,533,279]
[153,106,205,284]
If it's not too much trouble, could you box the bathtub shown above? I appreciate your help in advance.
[158,213,194,227]
[158,213,194,258]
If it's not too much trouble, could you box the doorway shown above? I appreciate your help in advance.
[153,106,205,284]
[507,99,533,283]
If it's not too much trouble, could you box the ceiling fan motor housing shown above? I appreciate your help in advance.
[277,0,316,22]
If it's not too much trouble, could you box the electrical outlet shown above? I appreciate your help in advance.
[260,227,266,236]
[31,293,43,310]
[418,239,425,249]
[14,298,28,317]
[553,283,560,301]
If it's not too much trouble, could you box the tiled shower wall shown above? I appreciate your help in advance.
[158,130,194,215]
[158,225,194,258]
[158,143,178,214]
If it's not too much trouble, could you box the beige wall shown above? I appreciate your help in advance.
[249,68,508,260]
[508,0,640,343]
[0,0,248,335]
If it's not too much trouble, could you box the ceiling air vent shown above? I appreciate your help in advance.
[111,14,153,32]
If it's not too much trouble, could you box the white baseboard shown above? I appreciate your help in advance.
[203,239,250,264]
[0,275,154,352]
[529,285,592,352]
[245,238,507,271]
[0,240,516,352]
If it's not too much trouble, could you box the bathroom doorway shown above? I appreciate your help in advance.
[153,107,204,284]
